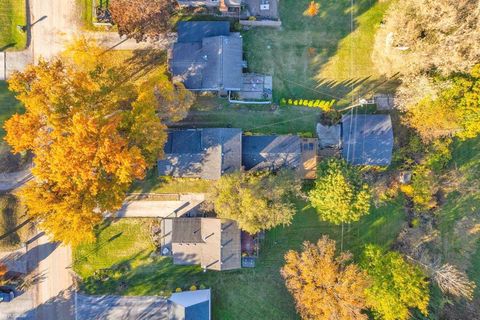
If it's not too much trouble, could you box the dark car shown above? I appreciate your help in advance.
[0,287,15,302]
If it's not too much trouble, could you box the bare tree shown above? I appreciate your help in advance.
[432,263,476,300]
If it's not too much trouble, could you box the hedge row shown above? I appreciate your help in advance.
[280,98,336,111]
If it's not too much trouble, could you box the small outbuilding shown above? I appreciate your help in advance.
[341,114,394,166]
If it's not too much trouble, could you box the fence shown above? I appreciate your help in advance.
[240,20,282,28]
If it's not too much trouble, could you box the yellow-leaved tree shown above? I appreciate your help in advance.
[281,236,370,320]
[4,42,170,246]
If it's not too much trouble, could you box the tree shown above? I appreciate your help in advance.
[211,170,301,234]
[303,1,320,17]
[110,0,178,42]
[309,159,371,225]
[401,64,480,141]
[362,245,430,320]
[4,44,167,246]
[281,236,370,320]
[372,0,480,77]
[137,68,195,122]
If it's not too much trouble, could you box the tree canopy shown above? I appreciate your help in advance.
[362,245,430,320]
[400,64,480,142]
[373,0,480,77]
[211,170,301,234]
[309,159,371,225]
[110,0,178,42]
[3,43,168,246]
[281,236,370,320]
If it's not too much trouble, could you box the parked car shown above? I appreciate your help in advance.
[0,287,15,302]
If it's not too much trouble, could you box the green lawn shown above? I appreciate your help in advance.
[0,0,27,51]
[0,81,23,140]
[130,169,213,194]
[74,196,406,319]
[242,0,394,106]
[429,136,480,315]
[0,193,28,250]
[177,99,319,135]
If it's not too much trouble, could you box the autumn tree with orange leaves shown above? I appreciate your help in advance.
[303,1,320,17]
[281,236,370,320]
[110,0,178,42]
[4,44,168,246]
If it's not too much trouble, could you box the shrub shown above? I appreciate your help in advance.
[190,285,197,291]
[288,99,293,105]
[293,100,299,106]
[280,98,287,106]
[308,100,314,107]
[399,184,414,197]
[175,287,182,292]
[199,284,206,290]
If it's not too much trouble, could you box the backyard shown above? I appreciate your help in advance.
[73,195,406,319]
[242,0,395,106]
[0,0,27,51]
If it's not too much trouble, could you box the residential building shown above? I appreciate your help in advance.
[157,128,242,180]
[76,289,212,320]
[242,135,302,171]
[170,21,273,100]
[341,114,394,166]
[170,21,244,93]
[171,218,242,271]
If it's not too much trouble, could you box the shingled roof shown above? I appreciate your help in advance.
[157,128,242,180]
[171,218,241,271]
[341,114,394,166]
[242,135,302,171]
[171,21,243,91]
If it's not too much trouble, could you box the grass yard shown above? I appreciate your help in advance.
[0,0,27,51]
[0,81,23,140]
[0,193,28,250]
[242,0,394,106]
[74,196,406,319]
[177,98,319,135]
[130,169,213,194]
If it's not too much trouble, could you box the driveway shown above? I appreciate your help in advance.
[31,232,73,320]
[0,0,175,80]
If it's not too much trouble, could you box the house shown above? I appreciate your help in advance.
[242,135,302,171]
[171,218,242,271]
[170,21,273,100]
[76,289,211,320]
[170,21,244,93]
[157,128,242,180]
[341,114,394,166]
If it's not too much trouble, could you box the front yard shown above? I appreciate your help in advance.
[0,0,27,51]
[74,195,406,319]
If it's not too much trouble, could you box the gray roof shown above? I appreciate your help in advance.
[169,289,211,320]
[177,21,230,43]
[242,135,302,171]
[341,114,394,166]
[171,22,243,91]
[76,294,169,320]
[172,218,241,271]
[77,291,211,320]
[158,128,242,180]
